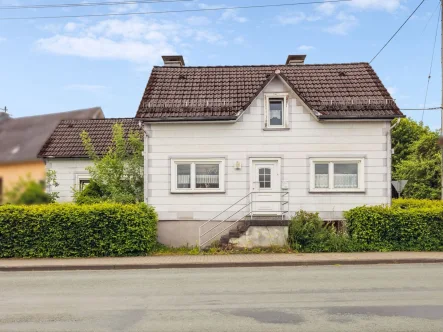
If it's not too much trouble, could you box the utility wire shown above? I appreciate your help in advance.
[421,1,441,122]
[0,0,192,10]
[422,0,441,33]
[0,0,352,21]
[370,0,426,64]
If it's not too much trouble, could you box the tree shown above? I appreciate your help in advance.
[75,123,144,204]
[5,170,59,205]
[392,118,441,199]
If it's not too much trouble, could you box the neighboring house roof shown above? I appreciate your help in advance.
[136,62,403,121]
[38,118,142,158]
[0,107,104,164]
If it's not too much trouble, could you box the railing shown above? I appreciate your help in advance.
[198,191,289,248]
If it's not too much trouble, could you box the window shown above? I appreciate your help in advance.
[76,174,91,191]
[171,159,225,193]
[265,93,288,129]
[310,158,365,192]
[259,168,271,188]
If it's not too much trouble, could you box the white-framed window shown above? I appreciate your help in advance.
[264,93,288,129]
[309,158,365,192]
[75,174,91,191]
[171,159,225,193]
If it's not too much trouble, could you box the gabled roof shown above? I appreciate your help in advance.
[38,118,142,158]
[0,107,104,164]
[136,62,403,121]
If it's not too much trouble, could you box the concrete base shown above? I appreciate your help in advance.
[229,226,288,248]
[158,220,236,248]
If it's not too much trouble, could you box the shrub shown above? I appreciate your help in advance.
[392,198,443,209]
[287,210,359,252]
[73,180,105,205]
[0,203,158,258]
[345,205,443,251]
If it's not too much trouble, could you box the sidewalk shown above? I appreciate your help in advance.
[1,252,443,272]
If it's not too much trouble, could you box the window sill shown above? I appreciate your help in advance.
[171,190,226,194]
[263,127,290,131]
[309,189,366,193]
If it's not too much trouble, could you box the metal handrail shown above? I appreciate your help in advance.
[198,190,289,248]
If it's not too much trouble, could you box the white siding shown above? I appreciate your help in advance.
[46,159,93,202]
[147,77,391,221]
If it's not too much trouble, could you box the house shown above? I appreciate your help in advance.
[38,118,141,201]
[0,107,104,204]
[40,54,404,247]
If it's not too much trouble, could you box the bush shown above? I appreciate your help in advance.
[392,198,443,209]
[287,210,359,252]
[0,203,158,258]
[73,180,105,205]
[5,172,59,205]
[345,205,443,251]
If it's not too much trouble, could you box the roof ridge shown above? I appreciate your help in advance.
[153,62,370,69]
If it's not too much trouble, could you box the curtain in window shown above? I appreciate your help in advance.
[315,174,329,188]
[334,174,358,188]
[196,175,219,184]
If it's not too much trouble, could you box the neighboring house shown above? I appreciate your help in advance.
[0,107,104,203]
[38,118,141,201]
[40,54,404,247]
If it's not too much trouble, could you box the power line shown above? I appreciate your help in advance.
[401,107,442,110]
[0,0,352,21]
[0,0,191,10]
[421,2,441,122]
[422,0,441,33]
[369,0,426,64]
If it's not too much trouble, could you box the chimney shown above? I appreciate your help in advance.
[286,55,306,65]
[162,55,185,67]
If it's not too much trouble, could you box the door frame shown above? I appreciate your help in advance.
[249,158,282,215]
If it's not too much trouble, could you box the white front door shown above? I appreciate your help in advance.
[250,160,281,215]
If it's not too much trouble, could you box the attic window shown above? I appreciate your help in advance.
[264,93,289,129]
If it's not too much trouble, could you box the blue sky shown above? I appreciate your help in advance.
[0,0,442,129]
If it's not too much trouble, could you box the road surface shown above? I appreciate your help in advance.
[0,264,442,331]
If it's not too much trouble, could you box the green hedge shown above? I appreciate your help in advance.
[392,198,443,209]
[0,203,158,258]
[345,205,443,251]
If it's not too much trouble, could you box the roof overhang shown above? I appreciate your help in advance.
[137,115,238,123]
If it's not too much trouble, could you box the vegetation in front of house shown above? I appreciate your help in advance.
[0,203,157,258]
[392,118,441,199]
[3,170,59,205]
[74,123,144,204]
[345,204,443,252]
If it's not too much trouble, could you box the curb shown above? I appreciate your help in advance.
[1,258,443,272]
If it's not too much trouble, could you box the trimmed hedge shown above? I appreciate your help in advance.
[345,205,443,251]
[0,203,158,258]
[392,198,443,209]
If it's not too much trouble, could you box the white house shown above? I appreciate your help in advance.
[40,55,404,247]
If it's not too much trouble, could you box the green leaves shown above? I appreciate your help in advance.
[392,118,441,199]
[0,203,158,258]
[75,123,144,204]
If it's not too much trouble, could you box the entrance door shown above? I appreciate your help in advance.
[250,160,281,215]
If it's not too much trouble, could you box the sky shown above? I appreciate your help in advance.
[0,0,442,129]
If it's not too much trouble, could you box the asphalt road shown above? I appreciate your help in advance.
[0,264,442,332]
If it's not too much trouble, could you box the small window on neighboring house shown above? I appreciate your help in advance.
[171,159,225,193]
[310,158,365,192]
[265,93,288,129]
[76,174,91,191]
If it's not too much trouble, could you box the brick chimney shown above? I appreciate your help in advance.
[162,55,185,67]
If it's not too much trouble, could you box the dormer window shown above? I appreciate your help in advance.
[264,93,288,129]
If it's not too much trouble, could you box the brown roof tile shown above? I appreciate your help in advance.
[38,118,142,158]
[136,63,403,121]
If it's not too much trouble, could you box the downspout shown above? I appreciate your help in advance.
[386,118,401,206]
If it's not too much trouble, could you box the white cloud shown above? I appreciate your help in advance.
[348,0,401,12]
[277,12,321,25]
[316,2,336,16]
[36,17,229,63]
[186,16,211,26]
[298,45,314,51]
[64,84,107,92]
[221,9,247,23]
[234,36,245,45]
[325,12,358,35]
